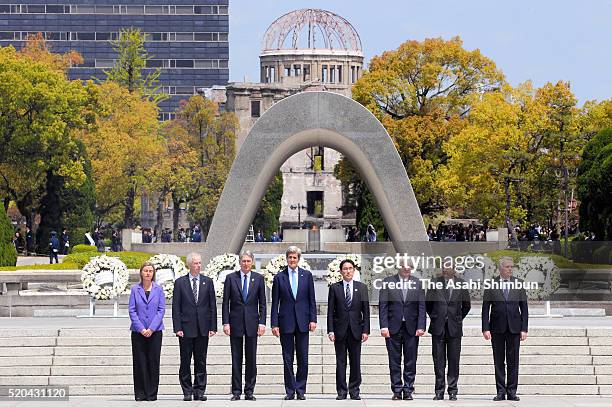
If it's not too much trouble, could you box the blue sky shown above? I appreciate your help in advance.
[229,0,611,105]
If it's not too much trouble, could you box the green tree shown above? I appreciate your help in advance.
[0,43,91,250]
[104,28,167,104]
[76,82,162,228]
[252,172,283,240]
[577,127,612,240]
[176,95,238,238]
[0,203,17,266]
[337,37,505,232]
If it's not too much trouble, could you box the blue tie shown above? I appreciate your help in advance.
[242,274,248,302]
[291,270,298,298]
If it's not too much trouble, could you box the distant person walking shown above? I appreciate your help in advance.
[49,231,60,264]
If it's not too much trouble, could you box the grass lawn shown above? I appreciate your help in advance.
[0,251,186,271]
[484,249,612,269]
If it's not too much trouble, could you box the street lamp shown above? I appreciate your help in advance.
[290,203,306,229]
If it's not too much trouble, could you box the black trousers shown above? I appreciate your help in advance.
[178,335,209,397]
[334,333,362,397]
[131,331,162,401]
[49,251,58,264]
[385,322,419,394]
[491,332,520,396]
[431,323,462,396]
[230,335,258,396]
[280,331,309,396]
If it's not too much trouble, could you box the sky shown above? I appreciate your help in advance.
[229,0,611,105]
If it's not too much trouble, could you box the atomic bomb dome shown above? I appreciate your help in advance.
[261,8,363,55]
[258,9,364,88]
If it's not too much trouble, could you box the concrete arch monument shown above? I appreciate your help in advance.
[203,91,428,264]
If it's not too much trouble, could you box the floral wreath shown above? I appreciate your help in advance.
[203,253,240,298]
[81,255,129,300]
[326,254,362,286]
[514,256,560,300]
[148,254,189,300]
[263,254,311,289]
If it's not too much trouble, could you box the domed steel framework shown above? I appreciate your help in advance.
[262,8,362,53]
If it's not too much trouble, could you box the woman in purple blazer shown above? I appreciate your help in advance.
[129,262,166,401]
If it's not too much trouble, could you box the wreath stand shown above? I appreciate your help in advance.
[78,296,121,318]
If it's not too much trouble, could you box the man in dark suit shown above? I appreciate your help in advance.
[271,246,317,400]
[327,259,370,400]
[222,250,267,401]
[172,252,217,401]
[379,264,426,400]
[482,257,528,401]
[426,265,471,400]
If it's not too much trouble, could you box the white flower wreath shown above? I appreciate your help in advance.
[263,254,311,289]
[514,256,560,300]
[148,254,189,300]
[81,255,129,300]
[326,254,362,286]
[203,253,240,298]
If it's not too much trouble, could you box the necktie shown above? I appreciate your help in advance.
[345,282,352,308]
[242,274,248,302]
[291,270,298,298]
[192,277,198,303]
[503,280,509,300]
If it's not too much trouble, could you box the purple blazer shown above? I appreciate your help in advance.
[128,282,166,333]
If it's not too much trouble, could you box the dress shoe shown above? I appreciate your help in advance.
[449,394,457,401]
[350,395,361,400]
[493,394,506,401]
[336,394,347,400]
[433,394,444,400]
[507,395,520,401]
[183,394,192,401]
[392,393,402,400]
[297,393,306,400]
[245,394,256,401]
[284,393,295,400]
[231,395,241,401]
[194,395,207,401]
[403,392,413,400]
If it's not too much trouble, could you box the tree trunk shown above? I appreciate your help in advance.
[172,194,181,242]
[36,171,62,254]
[154,191,166,243]
[505,177,517,244]
[123,164,136,229]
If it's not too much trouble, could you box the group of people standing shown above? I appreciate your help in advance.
[128,250,528,402]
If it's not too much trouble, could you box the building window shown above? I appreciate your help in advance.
[251,100,261,118]
[307,191,324,218]
[310,146,324,171]
[284,66,291,77]
[293,64,301,77]
[337,65,342,83]
[322,65,327,82]
[330,66,335,83]
[303,64,310,81]
[351,66,356,84]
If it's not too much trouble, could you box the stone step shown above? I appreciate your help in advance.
[36,363,594,377]
[64,383,601,396]
[44,343,592,357]
[28,374,592,386]
[5,353,584,367]
[49,335,590,347]
[0,337,57,347]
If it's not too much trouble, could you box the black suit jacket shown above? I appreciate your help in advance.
[327,280,370,341]
[172,274,218,337]
[222,271,267,337]
[426,276,471,337]
[379,274,426,335]
[482,276,529,334]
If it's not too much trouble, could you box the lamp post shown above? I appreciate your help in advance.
[290,203,306,229]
